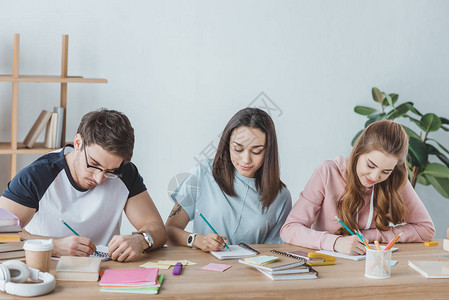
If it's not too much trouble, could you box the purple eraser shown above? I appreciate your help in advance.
[172,262,182,275]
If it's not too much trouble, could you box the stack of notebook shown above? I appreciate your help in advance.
[99,268,164,294]
[0,242,25,261]
[56,256,102,281]
[0,208,21,243]
[238,247,318,280]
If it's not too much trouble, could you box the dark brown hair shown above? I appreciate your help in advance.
[212,107,285,210]
[77,109,135,163]
[336,120,409,234]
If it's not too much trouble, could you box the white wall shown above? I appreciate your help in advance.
[1,1,448,237]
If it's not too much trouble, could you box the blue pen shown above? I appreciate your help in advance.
[195,210,230,251]
[60,218,99,255]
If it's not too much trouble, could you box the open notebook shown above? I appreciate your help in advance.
[210,244,259,260]
[317,245,398,261]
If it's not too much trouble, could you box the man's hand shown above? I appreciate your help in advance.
[52,236,96,257]
[194,233,228,252]
[107,234,147,262]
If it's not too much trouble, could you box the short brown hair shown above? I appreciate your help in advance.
[77,109,134,163]
[213,107,285,211]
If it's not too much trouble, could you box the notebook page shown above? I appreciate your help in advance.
[210,244,257,260]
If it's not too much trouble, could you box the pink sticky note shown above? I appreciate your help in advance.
[201,263,232,272]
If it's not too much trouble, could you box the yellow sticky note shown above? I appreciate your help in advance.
[157,260,180,266]
[157,260,196,266]
[425,241,438,247]
[139,262,171,269]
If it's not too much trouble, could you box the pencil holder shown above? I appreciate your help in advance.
[364,248,392,279]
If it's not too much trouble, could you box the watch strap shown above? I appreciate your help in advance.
[132,231,154,253]
[187,233,197,248]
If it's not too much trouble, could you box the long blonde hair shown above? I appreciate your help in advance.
[336,120,409,234]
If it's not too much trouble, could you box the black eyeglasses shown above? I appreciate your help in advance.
[82,140,123,179]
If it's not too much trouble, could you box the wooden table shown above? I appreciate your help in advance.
[2,242,448,299]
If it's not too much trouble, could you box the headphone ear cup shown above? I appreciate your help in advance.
[2,261,30,283]
[0,264,11,283]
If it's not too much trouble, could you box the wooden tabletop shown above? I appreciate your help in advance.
[2,241,448,299]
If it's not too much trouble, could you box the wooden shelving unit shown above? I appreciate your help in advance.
[0,34,107,179]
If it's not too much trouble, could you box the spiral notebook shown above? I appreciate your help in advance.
[210,243,259,260]
[239,249,307,272]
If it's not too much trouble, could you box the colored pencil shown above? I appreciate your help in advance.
[60,218,99,255]
[374,240,381,251]
[356,229,371,249]
[195,210,230,251]
[385,232,402,250]
[335,216,354,235]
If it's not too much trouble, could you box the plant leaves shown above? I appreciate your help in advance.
[408,137,429,168]
[351,129,364,146]
[421,163,449,178]
[424,175,449,198]
[417,174,431,186]
[407,116,425,131]
[388,102,412,119]
[421,113,441,132]
[408,104,423,117]
[389,93,399,106]
[354,106,377,116]
[372,87,384,103]
[383,94,393,107]
[436,153,449,168]
[428,139,449,156]
[402,125,421,140]
[440,117,449,125]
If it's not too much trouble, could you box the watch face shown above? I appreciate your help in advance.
[187,235,193,244]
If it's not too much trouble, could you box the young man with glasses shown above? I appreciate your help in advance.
[0,109,166,262]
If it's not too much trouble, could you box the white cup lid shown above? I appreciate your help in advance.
[23,239,54,251]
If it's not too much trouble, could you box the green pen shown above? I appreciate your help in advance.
[195,210,230,251]
[59,218,99,255]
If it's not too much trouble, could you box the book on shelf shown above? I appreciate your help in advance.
[0,208,20,227]
[210,243,259,260]
[56,256,102,281]
[44,112,57,149]
[408,260,449,278]
[53,106,65,148]
[23,110,53,148]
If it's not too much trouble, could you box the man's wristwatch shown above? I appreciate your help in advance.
[132,231,154,253]
[187,233,197,248]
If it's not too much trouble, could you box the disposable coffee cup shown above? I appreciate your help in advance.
[23,239,54,272]
[364,247,392,279]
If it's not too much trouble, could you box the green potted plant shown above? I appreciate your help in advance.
[353,87,449,198]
